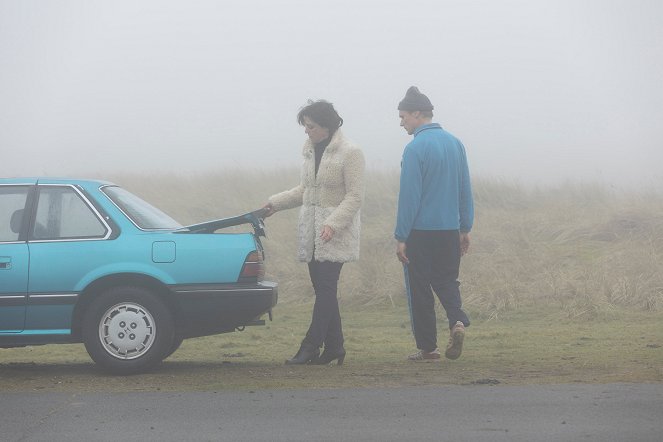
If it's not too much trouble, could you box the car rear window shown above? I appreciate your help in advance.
[102,186,182,230]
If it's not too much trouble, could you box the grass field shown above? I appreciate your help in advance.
[0,304,661,392]
[1,170,662,390]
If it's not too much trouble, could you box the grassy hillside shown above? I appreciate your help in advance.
[110,169,663,320]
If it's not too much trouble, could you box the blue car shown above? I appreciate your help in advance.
[0,178,277,374]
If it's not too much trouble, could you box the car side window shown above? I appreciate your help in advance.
[0,186,30,242]
[33,186,107,240]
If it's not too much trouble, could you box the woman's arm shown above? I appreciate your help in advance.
[267,184,304,213]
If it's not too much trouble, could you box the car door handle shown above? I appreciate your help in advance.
[0,257,11,270]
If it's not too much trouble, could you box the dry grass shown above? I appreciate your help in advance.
[110,170,663,319]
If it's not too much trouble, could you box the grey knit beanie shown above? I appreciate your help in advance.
[398,86,434,111]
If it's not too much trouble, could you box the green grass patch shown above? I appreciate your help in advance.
[1,303,661,392]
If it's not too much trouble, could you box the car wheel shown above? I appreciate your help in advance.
[82,286,174,375]
[163,334,184,360]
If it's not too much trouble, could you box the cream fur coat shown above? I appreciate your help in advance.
[268,129,365,263]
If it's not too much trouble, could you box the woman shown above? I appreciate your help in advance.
[263,100,365,365]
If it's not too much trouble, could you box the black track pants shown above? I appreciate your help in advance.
[405,230,470,352]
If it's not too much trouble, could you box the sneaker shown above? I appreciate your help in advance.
[445,321,465,360]
[407,348,441,361]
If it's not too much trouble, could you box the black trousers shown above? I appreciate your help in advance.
[405,230,470,352]
[302,260,344,351]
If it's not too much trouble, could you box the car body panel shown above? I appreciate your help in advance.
[0,243,29,332]
[0,183,31,333]
[168,280,278,337]
[0,178,277,356]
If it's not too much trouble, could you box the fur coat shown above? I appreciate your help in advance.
[268,129,365,263]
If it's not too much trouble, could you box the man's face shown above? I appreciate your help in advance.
[399,110,420,135]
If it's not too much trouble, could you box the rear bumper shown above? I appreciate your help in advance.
[168,281,278,338]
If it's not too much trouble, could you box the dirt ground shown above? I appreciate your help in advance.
[1,353,661,393]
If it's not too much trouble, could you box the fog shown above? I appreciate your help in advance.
[1,0,661,188]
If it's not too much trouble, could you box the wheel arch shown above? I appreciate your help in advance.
[71,273,179,340]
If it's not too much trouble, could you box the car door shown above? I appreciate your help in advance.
[25,184,112,332]
[0,185,31,333]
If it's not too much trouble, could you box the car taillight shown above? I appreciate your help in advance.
[238,250,265,283]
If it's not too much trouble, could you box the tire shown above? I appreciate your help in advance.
[82,286,174,375]
[163,334,184,360]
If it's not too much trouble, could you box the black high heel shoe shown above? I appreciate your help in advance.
[312,348,345,366]
[285,345,320,365]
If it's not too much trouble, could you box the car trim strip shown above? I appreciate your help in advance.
[0,293,79,306]
[28,293,79,305]
[174,287,275,294]
[171,281,277,294]
[19,329,71,335]
[0,295,26,306]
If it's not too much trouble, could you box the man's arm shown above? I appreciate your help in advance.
[394,146,422,242]
[458,143,474,233]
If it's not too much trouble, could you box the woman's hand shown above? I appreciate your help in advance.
[320,225,335,242]
[262,203,276,218]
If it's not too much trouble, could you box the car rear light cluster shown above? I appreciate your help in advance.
[238,250,265,283]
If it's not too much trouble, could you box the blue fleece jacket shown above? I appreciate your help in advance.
[394,123,474,242]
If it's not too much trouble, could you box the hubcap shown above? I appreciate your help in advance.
[98,302,156,360]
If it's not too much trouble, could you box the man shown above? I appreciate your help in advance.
[395,86,474,361]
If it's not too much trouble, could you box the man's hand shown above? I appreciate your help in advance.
[396,241,409,264]
[460,232,471,256]
[320,225,335,242]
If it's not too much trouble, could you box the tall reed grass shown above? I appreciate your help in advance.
[110,169,663,318]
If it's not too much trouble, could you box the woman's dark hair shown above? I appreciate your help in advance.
[297,100,344,133]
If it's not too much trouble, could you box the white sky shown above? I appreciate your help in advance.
[1,0,662,188]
